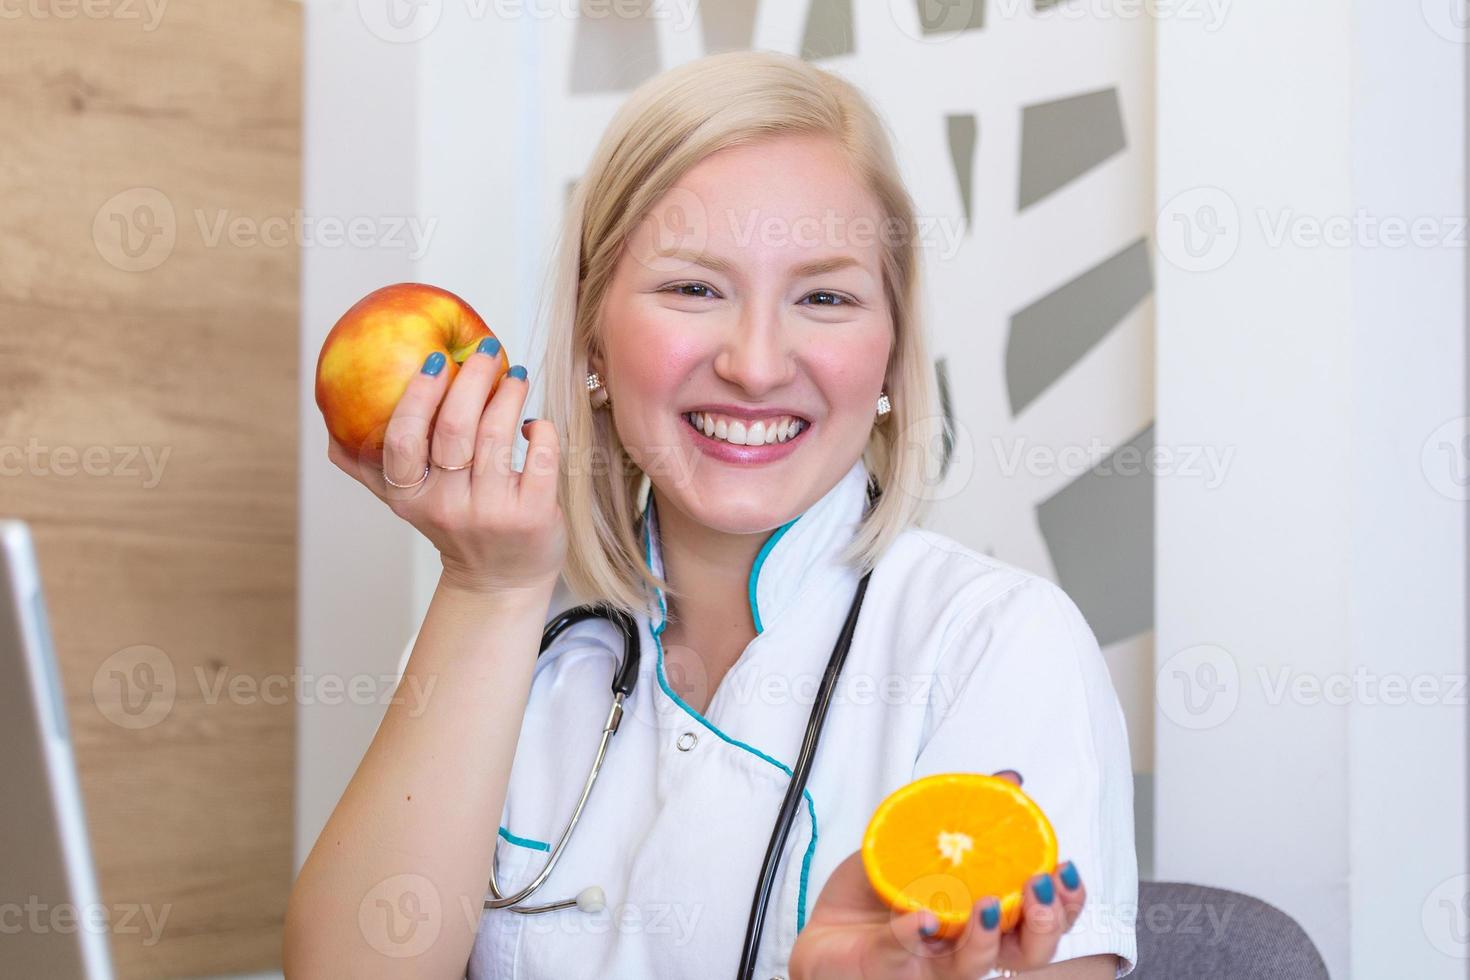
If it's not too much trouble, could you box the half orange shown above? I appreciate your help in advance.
[861,773,1058,937]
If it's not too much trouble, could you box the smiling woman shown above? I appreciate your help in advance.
[520,49,1134,979]
[286,48,1136,980]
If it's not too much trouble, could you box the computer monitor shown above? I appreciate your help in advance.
[0,520,114,979]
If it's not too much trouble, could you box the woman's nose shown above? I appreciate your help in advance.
[712,300,793,394]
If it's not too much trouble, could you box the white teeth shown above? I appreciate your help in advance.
[686,412,805,446]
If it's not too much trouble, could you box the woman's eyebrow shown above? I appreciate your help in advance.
[654,246,736,275]
[652,247,867,280]
[791,255,862,278]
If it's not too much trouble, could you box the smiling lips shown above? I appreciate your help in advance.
[682,410,809,447]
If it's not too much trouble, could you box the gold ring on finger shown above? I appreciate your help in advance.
[383,463,431,489]
[432,458,473,471]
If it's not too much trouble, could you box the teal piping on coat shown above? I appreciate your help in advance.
[642,505,820,932]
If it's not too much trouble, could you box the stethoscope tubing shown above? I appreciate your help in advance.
[734,566,873,980]
[484,604,639,913]
[483,691,626,912]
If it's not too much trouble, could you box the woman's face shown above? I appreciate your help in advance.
[593,133,895,534]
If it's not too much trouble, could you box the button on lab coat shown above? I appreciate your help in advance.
[461,458,1138,979]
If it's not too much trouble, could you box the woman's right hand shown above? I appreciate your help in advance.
[326,343,567,597]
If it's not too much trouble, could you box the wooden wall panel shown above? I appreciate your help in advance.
[0,2,300,976]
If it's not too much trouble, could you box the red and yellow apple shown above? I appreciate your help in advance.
[315,282,507,465]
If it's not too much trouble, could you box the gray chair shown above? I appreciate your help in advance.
[1131,882,1330,979]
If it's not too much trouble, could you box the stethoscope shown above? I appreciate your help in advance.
[485,479,880,980]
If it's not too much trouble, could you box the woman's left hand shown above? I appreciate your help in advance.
[787,771,1088,980]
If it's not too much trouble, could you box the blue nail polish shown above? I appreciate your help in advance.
[1060,861,1080,890]
[1032,875,1054,904]
[980,901,1000,930]
[421,351,446,376]
[918,913,938,939]
[508,364,527,380]
[476,336,501,357]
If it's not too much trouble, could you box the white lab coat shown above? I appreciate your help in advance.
[458,457,1138,979]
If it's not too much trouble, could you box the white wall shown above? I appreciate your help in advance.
[1155,3,1468,977]
[409,7,541,614]
[1349,4,1469,977]
[295,1,424,866]
[296,2,549,864]
[1154,1,1353,971]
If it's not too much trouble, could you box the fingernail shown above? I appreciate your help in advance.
[1060,861,1080,891]
[508,364,527,380]
[980,899,1000,931]
[994,769,1023,786]
[521,417,536,430]
[1032,874,1054,905]
[421,351,446,376]
[917,911,939,938]
[476,336,501,357]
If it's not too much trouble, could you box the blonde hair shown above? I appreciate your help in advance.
[537,49,940,620]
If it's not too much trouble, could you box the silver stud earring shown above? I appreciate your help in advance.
[876,391,891,419]
[586,371,610,409]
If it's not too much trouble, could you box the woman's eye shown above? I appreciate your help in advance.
[801,290,851,307]
[662,282,717,299]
